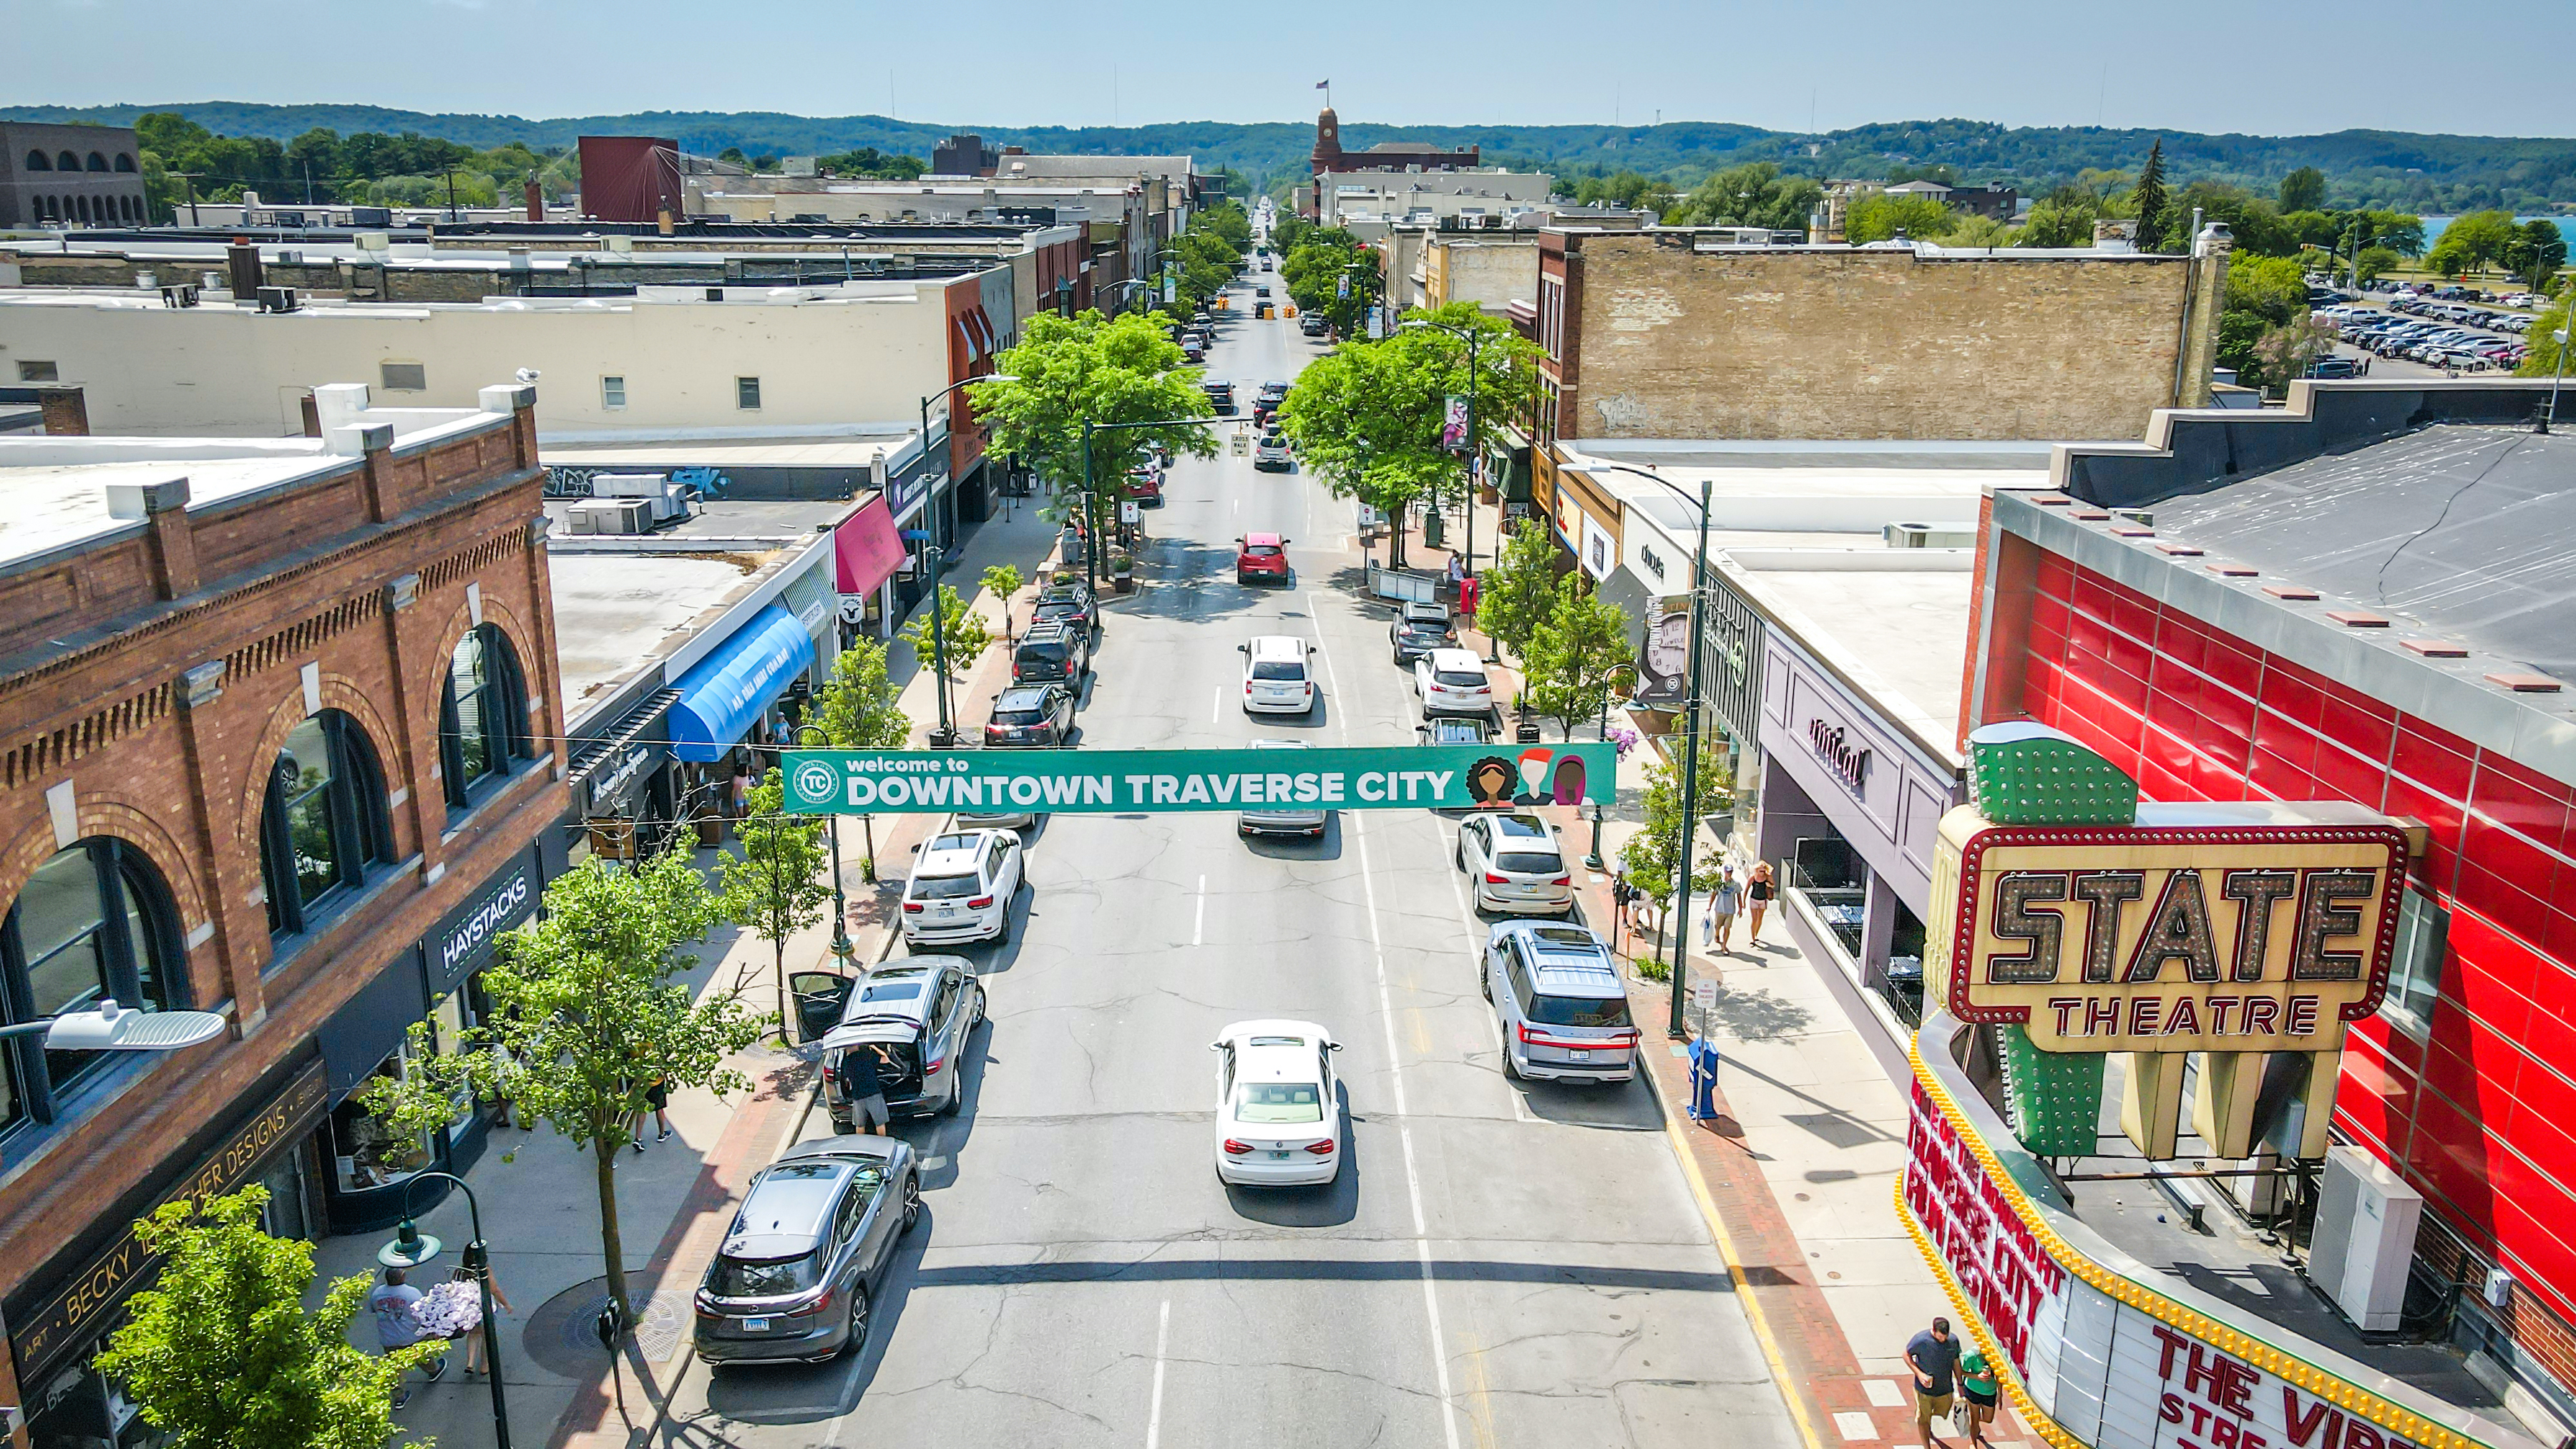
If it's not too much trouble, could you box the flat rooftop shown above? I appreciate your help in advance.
[2150,424,2576,685]
[0,410,499,569]
[1729,555,1976,764]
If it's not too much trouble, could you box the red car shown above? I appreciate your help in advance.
[1235,532,1291,586]
[1123,469,1163,507]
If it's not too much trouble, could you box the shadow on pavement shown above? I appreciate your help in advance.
[1222,1093,1360,1229]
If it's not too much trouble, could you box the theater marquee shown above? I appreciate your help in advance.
[1930,807,2408,1055]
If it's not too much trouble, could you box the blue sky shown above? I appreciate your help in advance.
[12,0,2572,138]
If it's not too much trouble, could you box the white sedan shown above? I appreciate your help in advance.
[1211,1019,1344,1186]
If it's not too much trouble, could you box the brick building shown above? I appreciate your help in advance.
[0,123,148,230]
[1532,227,2228,448]
[0,384,563,1445]
[1961,380,2576,1435]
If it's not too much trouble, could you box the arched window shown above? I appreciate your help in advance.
[55,152,77,172]
[113,153,136,173]
[440,625,531,811]
[0,838,185,1133]
[24,150,49,172]
[85,152,107,172]
[258,711,393,940]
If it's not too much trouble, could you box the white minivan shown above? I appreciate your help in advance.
[1239,635,1318,715]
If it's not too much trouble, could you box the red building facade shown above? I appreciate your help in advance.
[1963,381,2576,1416]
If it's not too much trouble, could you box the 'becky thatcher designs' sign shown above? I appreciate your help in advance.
[1929,804,2408,1054]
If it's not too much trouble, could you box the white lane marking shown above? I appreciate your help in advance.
[1212,687,1221,724]
[1145,1298,1172,1449]
[1193,875,1206,947]
[1303,589,1347,745]
[1352,813,1465,1449]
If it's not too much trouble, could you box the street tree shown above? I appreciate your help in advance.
[1844,194,1956,244]
[1272,303,1539,570]
[358,853,763,1328]
[2507,219,2569,292]
[902,583,990,681]
[1280,228,1380,336]
[2429,210,2519,277]
[1522,574,1633,739]
[720,769,832,1035]
[2355,246,2404,284]
[2278,166,2328,214]
[2515,296,2575,380]
[972,309,1218,529]
[1669,162,1821,230]
[1474,517,1561,663]
[95,1186,441,1449]
[810,637,910,879]
[1618,733,1733,948]
[981,562,1026,639]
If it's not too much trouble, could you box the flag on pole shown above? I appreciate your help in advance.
[1315,79,1330,89]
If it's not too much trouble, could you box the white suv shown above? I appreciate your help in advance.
[899,829,1025,945]
[1415,648,1493,718]
[1239,635,1318,715]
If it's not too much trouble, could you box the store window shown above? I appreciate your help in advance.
[439,625,532,813]
[0,838,185,1136]
[258,711,394,945]
[328,1051,435,1192]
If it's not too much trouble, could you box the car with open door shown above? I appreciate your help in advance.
[789,957,988,1126]
[693,1136,922,1365]
[1210,1018,1344,1186]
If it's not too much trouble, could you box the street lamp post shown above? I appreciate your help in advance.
[2547,317,2571,435]
[1582,461,1714,1040]
[917,374,1018,745]
[792,725,857,970]
[1400,318,1485,579]
[378,1171,512,1449]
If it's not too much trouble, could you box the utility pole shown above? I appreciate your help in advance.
[170,172,204,228]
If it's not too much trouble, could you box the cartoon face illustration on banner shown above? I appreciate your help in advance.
[1467,756,1516,808]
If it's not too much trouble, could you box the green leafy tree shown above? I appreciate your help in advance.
[981,563,1025,639]
[902,584,990,680]
[1844,193,1957,243]
[1272,303,1540,569]
[1668,162,1822,230]
[2507,219,2569,291]
[358,854,762,1327]
[810,638,910,879]
[2131,138,2170,249]
[2015,200,2097,248]
[1618,734,1732,946]
[2225,253,2309,326]
[2515,296,2575,379]
[2253,314,2333,391]
[1945,215,2018,248]
[720,770,832,1035]
[1566,170,1679,215]
[1523,575,1633,739]
[971,309,1218,531]
[1280,227,1381,336]
[2429,210,2519,277]
[1474,518,1561,663]
[2355,246,2404,283]
[2278,166,2328,213]
[94,1186,439,1449]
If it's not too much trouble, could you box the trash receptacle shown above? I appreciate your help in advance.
[1687,1038,1721,1121]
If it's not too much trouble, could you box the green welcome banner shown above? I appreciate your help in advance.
[781,744,1618,815]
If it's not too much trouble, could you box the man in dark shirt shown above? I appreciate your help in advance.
[1908,1316,1962,1444]
[835,1047,891,1136]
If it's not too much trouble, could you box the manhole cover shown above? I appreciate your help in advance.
[520,1273,693,1375]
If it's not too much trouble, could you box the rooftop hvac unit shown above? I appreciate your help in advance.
[255,286,300,313]
[2309,1145,2424,1332]
[565,498,652,535]
[588,472,692,524]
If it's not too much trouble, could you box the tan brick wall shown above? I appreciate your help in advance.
[1559,235,2192,441]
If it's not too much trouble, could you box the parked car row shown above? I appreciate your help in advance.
[2326,308,2528,370]
[2381,296,2541,331]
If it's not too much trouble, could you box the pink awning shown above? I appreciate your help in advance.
[834,496,906,595]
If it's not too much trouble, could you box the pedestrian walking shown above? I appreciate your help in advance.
[367,1266,444,1409]
[1907,1316,1963,1447]
[1705,865,1741,954]
[1610,871,1638,943]
[628,1073,671,1151]
[1746,861,1777,945]
[428,1260,514,1378]
[1958,1347,1999,1446]
[836,1046,892,1136]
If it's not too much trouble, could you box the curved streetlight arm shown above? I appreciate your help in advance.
[1570,459,1716,1040]
[389,1168,512,1448]
[0,1001,227,1050]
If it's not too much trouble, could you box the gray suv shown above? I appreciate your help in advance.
[693,1137,922,1365]
[1483,922,1640,1084]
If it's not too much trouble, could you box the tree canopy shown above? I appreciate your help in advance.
[1844,193,1957,243]
[972,309,1218,517]
[1279,227,1382,337]
[1666,161,1821,230]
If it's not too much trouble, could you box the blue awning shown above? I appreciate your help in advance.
[668,604,816,762]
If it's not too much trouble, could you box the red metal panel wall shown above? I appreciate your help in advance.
[2016,546,2576,1328]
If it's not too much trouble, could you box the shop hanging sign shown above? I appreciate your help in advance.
[9,1058,329,1381]
[1932,806,2408,1054]
[784,744,1616,816]
[432,859,536,989]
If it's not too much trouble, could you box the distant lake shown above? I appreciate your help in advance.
[2419,215,2576,250]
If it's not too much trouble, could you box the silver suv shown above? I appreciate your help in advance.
[1482,923,1640,1084]
[693,1137,922,1365]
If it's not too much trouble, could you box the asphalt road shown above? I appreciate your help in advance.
[660,273,1799,1449]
